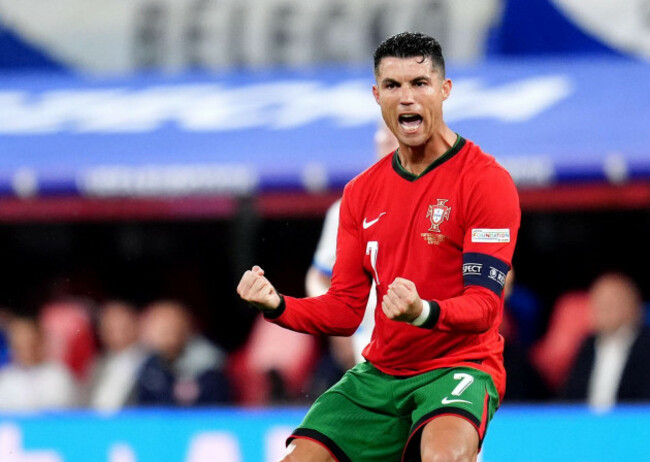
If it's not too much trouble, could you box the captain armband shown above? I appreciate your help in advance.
[462,253,510,296]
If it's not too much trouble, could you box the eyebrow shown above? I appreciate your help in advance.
[381,78,399,86]
[381,75,432,86]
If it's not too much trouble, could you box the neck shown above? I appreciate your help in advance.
[397,126,457,176]
[601,321,639,340]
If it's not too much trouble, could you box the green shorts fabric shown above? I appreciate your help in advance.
[289,362,499,462]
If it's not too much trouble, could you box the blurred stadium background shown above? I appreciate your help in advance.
[0,0,650,460]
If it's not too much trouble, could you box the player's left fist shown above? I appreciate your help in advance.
[382,277,423,323]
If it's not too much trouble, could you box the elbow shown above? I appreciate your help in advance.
[476,293,501,333]
[458,317,494,335]
[339,326,357,337]
[457,317,493,335]
[340,307,365,337]
[466,292,500,333]
[439,288,501,333]
[338,312,364,337]
[322,321,359,337]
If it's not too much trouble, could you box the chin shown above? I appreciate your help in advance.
[399,135,426,147]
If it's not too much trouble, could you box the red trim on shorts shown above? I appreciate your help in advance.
[401,412,480,462]
[401,403,490,462]
[287,429,353,462]
[288,436,341,462]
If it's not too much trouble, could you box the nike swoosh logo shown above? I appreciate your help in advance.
[441,397,472,405]
[362,212,386,229]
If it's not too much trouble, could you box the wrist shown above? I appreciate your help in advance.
[261,294,286,319]
[410,300,441,328]
[410,300,431,327]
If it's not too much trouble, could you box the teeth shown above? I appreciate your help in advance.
[399,115,422,132]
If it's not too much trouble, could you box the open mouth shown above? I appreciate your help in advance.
[398,114,423,133]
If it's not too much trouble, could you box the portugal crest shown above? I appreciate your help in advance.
[426,199,451,233]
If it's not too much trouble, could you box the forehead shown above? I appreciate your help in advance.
[375,56,438,80]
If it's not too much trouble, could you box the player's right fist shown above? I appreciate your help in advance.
[236,266,281,312]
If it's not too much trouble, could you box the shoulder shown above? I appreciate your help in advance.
[344,153,393,196]
[634,326,650,349]
[140,353,167,372]
[0,364,19,380]
[463,139,513,179]
[39,361,75,382]
[181,336,224,372]
[460,139,518,195]
[120,345,148,367]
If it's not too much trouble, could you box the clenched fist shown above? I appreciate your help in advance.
[382,277,423,323]
[237,266,281,311]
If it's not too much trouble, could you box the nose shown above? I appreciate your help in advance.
[398,85,415,105]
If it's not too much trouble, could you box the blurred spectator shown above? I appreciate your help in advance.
[500,270,550,402]
[0,308,14,368]
[0,317,77,411]
[562,273,650,410]
[529,290,592,394]
[40,298,97,380]
[227,316,319,405]
[500,268,543,349]
[136,300,230,406]
[87,300,147,411]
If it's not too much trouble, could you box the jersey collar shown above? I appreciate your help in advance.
[392,135,466,182]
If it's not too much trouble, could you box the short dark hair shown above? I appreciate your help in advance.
[373,32,445,78]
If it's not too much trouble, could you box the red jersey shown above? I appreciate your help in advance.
[267,136,520,400]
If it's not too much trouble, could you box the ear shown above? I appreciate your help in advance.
[372,85,380,105]
[441,78,452,101]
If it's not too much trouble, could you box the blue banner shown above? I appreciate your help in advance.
[1,405,650,461]
[0,58,649,198]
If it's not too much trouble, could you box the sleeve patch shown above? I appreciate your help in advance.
[471,228,510,243]
[462,253,510,296]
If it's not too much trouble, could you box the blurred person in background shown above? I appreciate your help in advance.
[562,272,650,410]
[135,300,230,406]
[238,32,520,462]
[500,267,542,350]
[39,298,97,381]
[305,119,399,396]
[0,316,77,411]
[0,307,14,368]
[87,300,147,410]
[500,270,549,402]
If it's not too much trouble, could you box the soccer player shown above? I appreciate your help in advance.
[237,32,520,462]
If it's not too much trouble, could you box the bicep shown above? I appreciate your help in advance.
[462,168,520,295]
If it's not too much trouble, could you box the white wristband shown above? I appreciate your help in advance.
[410,300,430,327]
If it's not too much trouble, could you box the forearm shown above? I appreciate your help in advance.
[418,286,501,334]
[264,293,365,336]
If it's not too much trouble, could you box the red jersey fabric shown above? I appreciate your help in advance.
[269,136,520,400]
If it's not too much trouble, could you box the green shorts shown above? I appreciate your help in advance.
[289,362,499,462]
